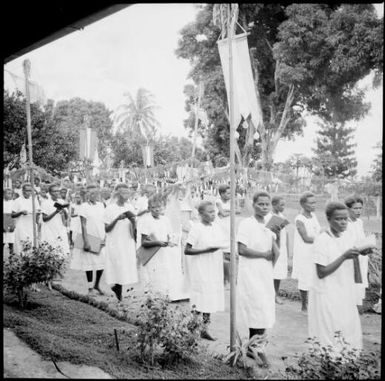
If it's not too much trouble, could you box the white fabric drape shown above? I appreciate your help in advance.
[217,33,263,131]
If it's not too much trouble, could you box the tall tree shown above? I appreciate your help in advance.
[3,90,78,174]
[176,4,383,169]
[312,121,357,179]
[112,88,159,146]
[53,98,114,161]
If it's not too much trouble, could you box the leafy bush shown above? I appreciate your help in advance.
[3,240,67,307]
[368,250,382,289]
[132,292,204,367]
[281,332,381,379]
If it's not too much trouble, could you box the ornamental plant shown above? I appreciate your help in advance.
[3,240,67,307]
[281,332,381,379]
[132,292,204,367]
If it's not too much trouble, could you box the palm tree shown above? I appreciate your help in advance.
[112,88,159,144]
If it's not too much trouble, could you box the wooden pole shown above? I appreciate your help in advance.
[228,5,237,352]
[23,59,38,248]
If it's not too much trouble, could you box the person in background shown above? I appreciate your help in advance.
[40,184,70,259]
[184,201,226,341]
[60,187,68,202]
[101,188,112,208]
[215,184,231,288]
[140,195,187,301]
[236,191,279,368]
[34,177,41,196]
[3,188,15,255]
[11,183,40,254]
[69,192,82,248]
[39,184,49,202]
[79,186,88,203]
[344,196,368,311]
[70,186,106,295]
[104,183,138,301]
[13,179,22,198]
[265,195,290,304]
[308,202,362,352]
[292,191,321,313]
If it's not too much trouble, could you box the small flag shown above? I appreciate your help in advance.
[4,70,47,105]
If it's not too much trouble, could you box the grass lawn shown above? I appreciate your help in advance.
[3,288,249,379]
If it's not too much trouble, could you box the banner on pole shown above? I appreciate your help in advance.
[4,70,47,105]
[217,33,263,132]
[141,145,154,167]
[79,127,99,161]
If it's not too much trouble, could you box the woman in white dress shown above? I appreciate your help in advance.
[184,201,226,340]
[237,191,279,367]
[40,184,70,258]
[69,192,82,248]
[292,192,321,312]
[140,195,187,301]
[215,184,231,286]
[265,195,290,304]
[3,188,15,255]
[344,196,368,308]
[309,202,362,352]
[11,183,40,254]
[70,186,106,295]
[104,183,138,301]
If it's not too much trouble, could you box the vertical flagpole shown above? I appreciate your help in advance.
[228,5,237,351]
[23,59,38,248]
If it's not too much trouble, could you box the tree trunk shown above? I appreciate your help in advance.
[250,47,295,172]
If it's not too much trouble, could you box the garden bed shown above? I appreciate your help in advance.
[3,287,249,379]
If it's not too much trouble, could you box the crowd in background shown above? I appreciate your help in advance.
[3,176,377,366]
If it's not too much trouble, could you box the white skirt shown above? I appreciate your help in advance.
[273,248,288,280]
[141,246,189,301]
[185,250,224,313]
[237,256,275,330]
[105,237,138,286]
[308,289,362,351]
[70,247,106,271]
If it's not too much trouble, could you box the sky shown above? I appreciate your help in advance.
[4,3,383,178]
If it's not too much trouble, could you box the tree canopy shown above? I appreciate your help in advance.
[110,131,205,168]
[53,97,114,161]
[3,90,77,174]
[176,3,383,169]
[112,88,159,146]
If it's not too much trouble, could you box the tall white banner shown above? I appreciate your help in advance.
[217,33,263,132]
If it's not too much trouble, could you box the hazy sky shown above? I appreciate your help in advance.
[4,3,383,177]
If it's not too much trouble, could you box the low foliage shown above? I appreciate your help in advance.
[281,332,381,379]
[368,250,382,289]
[3,241,67,307]
[132,293,204,367]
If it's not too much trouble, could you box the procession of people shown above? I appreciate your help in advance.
[3,177,378,366]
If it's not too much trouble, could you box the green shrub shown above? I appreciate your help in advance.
[3,240,67,307]
[368,250,382,289]
[132,292,204,367]
[281,332,381,379]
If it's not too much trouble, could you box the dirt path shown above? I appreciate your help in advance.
[3,328,112,379]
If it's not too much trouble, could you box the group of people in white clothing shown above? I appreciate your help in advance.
[3,181,377,366]
[291,192,376,356]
